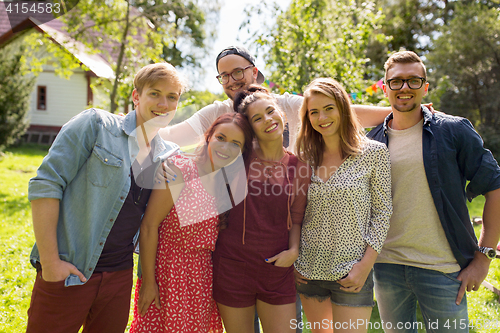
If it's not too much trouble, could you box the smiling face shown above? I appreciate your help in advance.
[383,62,429,114]
[245,98,284,143]
[217,54,258,101]
[133,80,181,128]
[207,122,245,169]
[307,93,341,140]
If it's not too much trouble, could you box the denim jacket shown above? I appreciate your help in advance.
[28,109,179,286]
[368,107,500,269]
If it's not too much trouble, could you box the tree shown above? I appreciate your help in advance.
[27,0,220,113]
[0,46,35,152]
[244,0,389,104]
[372,0,444,54]
[155,0,219,68]
[427,2,500,158]
[369,0,500,62]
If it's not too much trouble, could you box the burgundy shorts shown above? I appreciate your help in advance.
[213,256,296,307]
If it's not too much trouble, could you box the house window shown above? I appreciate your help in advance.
[37,86,47,110]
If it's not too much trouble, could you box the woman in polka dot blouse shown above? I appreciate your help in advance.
[294,78,393,333]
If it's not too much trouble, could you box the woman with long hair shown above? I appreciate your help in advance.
[294,78,392,333]
[130,113,253,333]
[212,85,311,333]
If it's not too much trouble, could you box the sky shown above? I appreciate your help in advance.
[189,0,292,94]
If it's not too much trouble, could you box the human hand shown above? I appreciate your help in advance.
[337,261,372,293]
[423,102,445,115]
[423,102,435,113]
[155,159,178,184]
[456,252,491,305]
[41,259,86,283]
[138,280,161,316]
[265,248,299,268]
[294,267,310,285]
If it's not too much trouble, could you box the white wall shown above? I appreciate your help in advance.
[28,68,89,127]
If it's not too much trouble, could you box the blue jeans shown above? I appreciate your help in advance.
[374,263,468,333]
[296,270,375,307]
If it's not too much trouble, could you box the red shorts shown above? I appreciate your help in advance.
[213,255,296,307]
[26,268,133,333]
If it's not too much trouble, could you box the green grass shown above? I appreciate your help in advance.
[0,144,48,333]
[0,145,140,333]
[1,145,499,332]
[465,196,500,331]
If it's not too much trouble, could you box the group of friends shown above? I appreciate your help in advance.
[25,46,500,333]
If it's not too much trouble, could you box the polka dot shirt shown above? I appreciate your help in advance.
[294,140,393,281]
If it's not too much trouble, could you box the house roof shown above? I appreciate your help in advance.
[0,4,114,79]
[0,2,66,36]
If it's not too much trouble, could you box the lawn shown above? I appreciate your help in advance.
[1,145,499,333]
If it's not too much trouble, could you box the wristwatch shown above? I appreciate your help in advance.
[478,246,497,260]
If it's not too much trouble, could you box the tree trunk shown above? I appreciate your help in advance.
[110,1,131,113]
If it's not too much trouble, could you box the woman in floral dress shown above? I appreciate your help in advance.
[130,113,253,333]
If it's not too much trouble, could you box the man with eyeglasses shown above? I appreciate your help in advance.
[368,51,500,333]
[159,45,393,151]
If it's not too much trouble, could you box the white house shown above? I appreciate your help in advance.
[0,6,114,145]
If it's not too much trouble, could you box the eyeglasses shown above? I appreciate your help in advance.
[216,65,254,85]
[385,77,426,90]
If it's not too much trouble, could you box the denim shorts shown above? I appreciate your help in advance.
[296,270,375,307]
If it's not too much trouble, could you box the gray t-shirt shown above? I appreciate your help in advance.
[376,118,461,273]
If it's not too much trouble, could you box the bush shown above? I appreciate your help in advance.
[0,45,35,152]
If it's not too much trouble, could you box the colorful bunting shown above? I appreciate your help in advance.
[262,78,385,100]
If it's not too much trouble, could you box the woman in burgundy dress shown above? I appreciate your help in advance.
[212,86,311,333]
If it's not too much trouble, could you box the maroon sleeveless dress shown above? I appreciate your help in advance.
[212,154,299,307]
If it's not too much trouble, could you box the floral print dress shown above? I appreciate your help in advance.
[130,155,223,333]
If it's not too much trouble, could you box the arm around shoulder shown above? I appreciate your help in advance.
[352,105,391,128]
[159,121,200,148]
[159,101,230,147]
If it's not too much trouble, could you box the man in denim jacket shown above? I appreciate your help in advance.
[26,63,185,333]
[368,51,500,333]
